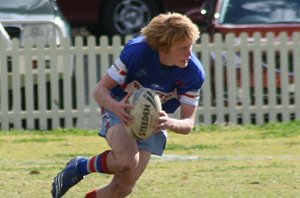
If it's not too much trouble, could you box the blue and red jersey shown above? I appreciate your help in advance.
[107,36,205,113]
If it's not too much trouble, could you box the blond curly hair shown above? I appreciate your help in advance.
[141,12,200,52]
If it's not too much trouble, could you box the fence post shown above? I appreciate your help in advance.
[0,40,9,130]
[292,32,300,120]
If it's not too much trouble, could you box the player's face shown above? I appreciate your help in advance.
[160,37,193,68]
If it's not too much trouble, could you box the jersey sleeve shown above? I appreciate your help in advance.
[179,89,201,106]
[107,37,148,86]
[178,55,206,107]
[107,58,128,85]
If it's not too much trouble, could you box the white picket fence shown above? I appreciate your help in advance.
[1,32,300,130]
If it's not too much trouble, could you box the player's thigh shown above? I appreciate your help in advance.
[106,123,138,155]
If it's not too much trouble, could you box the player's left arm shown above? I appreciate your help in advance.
[155,103,197,135]
[156,58,205,134]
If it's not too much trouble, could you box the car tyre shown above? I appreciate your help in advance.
[100,0,160,36]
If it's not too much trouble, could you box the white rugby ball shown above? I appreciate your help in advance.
[126,88,162,140]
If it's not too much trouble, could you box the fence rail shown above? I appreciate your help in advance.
[1,32,300,130]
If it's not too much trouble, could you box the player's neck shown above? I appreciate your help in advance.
[159,51,173,66]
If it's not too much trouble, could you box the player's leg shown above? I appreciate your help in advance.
[104,123,140,173]
[51,123,138,198]
[78,123,139,175]
[85,150,151,198]
[85,128,166,197]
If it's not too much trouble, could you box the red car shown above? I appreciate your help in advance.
[187,0,298,103]
[190,0,300,37]
[56,0,204,36]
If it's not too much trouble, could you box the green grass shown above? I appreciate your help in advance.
[0,121,300,197]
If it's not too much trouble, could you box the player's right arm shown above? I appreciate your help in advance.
[93,73,133,125]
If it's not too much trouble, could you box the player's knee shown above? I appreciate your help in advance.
[116,153,139,173]
[119,158,138,173]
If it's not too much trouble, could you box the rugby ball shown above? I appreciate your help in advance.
[126,88,162,140]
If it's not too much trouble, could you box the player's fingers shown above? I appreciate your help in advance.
[123,92,133,103]
[123,94,134,111]
[158,111,168,123]
[124,103,134,110]
[159,110,168,117]
[122,109,134,123]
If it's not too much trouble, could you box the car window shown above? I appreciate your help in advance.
[0,0,51,13]
[219,0,300,24]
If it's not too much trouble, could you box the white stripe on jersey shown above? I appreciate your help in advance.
[179,91,200,106]
[107,58,127,85]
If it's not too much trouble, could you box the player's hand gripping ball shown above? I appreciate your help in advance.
[126,88,162,140]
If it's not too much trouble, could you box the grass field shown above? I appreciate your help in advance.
[0,121,300,198]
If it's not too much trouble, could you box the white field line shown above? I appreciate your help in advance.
[150,154,300,162]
